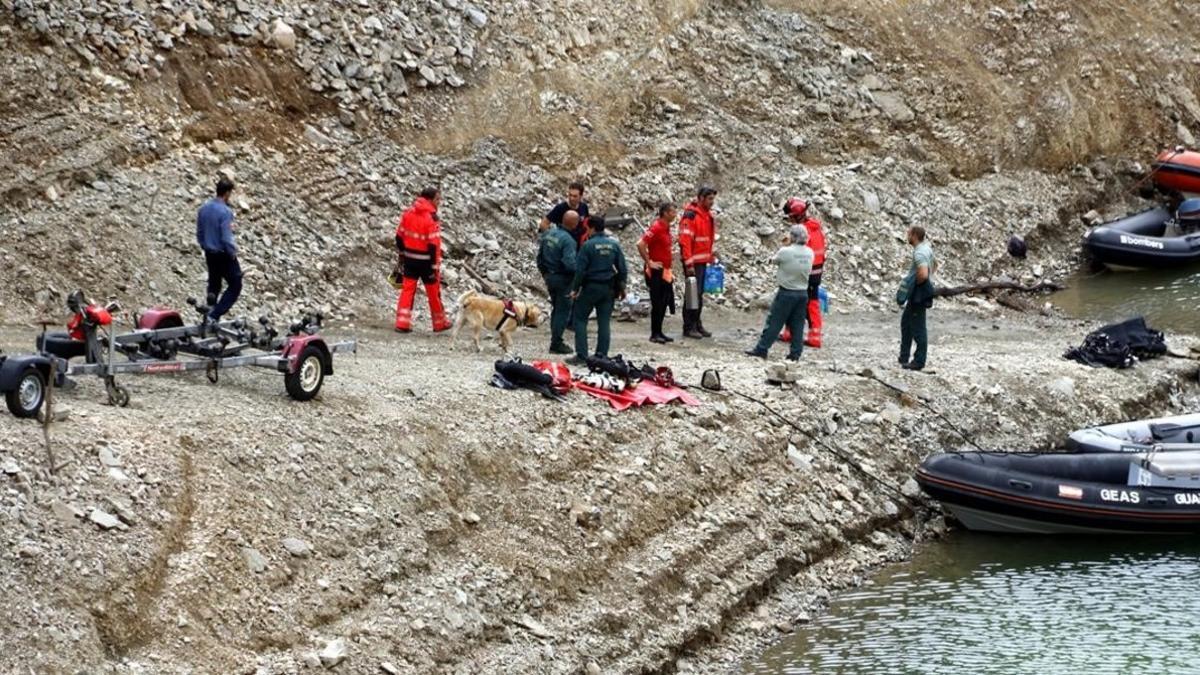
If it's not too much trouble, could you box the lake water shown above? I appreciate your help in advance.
[743,534,1200,674]
[1054,266,1200,335]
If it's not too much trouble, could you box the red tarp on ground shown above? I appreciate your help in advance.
[572,380,701,411]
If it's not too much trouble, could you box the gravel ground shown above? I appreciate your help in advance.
[2,300,1197,673]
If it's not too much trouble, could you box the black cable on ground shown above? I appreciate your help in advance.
[726,386,923,510]
[831,366,988,453]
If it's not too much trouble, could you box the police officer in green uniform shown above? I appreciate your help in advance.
[569,216,628,365]
[537,210,580,354]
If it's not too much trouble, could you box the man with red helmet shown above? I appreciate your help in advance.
[780,197,826,348]
[678,185,718,339]
[394,187,451,333]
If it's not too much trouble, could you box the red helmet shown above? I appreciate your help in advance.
[784,198,808,219]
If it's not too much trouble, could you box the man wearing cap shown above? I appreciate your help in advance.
[678,185,718,339]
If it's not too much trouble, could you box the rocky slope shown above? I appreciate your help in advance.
[1,311,1197,674]
[5,1,1200,328]
[5,0,1200,672]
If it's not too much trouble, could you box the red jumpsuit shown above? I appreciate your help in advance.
[803,216,826,347]
[394,197,450,332]
[678,201,716,334]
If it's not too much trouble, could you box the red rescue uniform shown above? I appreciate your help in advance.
[394,196,450,332]
[641,218,673,270]
[804,216,826,347]
[678,201,715,268]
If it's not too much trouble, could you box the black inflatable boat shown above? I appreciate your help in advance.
[1083,207,1200,270]
[916,451,1200,534]
[1068,413,1200,453]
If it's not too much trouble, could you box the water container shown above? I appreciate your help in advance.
[704,261,725,295]
[818,286,830,314]
[684,276,700,311]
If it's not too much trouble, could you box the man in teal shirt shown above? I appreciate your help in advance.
[537,210,579,354]
[569,217,628,365]
[896,225,936,371]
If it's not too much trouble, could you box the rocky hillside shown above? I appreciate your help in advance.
[4,1,1199,326]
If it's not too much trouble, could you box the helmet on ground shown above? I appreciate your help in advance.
[1178,198,1200,222]
[784,198,808,219]
[1007,235,1027,259]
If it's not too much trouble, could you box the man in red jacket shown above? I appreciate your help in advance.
[637,202,677,343]
[779,198,826,347]
[395,187,450,333]
[678,185,718,339]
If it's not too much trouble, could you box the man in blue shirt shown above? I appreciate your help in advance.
[195,178,242,320]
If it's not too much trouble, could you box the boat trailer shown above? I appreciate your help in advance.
[0,291,356,418]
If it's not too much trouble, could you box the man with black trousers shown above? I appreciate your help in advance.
[679,185,718,339]
[637,202,676,343]
[195,177,242,321]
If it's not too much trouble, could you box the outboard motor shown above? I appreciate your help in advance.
[1177,198,1200,234]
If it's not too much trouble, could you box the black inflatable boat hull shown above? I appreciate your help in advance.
[1083,207,1200,270]
[916,452,1200,534]
[1068,413,1200,453]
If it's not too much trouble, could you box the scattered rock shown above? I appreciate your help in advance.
[241,547,269,573]
[89,509,125,531]
[282,537,313,558]
[320,638,347,668]
[1047,376,1075,399]
[271,20,297,50]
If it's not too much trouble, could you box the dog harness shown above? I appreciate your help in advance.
[494,299,532,331]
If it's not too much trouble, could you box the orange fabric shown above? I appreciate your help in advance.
[805,298,822,347]
[678,201,715,267]
[804,217,826,267]
[396,197,443,264]
[395,277,449,331]
[573,380,701,411]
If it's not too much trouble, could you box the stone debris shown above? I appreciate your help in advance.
[282,537,312,557]
[241,547,269,573]
[319,638,347,668]
[1,1,1200,674]
[88,509,125,531]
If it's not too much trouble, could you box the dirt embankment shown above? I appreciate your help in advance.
[5,0,1200,672]
[1,308,1198,673]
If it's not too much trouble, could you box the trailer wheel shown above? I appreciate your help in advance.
[106,380,130,408]
[5,367,46,419]
[285,345,326,401]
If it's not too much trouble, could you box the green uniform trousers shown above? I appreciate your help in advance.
[544,273,573,350]
[574,282,615,360]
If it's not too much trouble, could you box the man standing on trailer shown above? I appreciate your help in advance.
[395,187,451,333]
[195,177,242,321]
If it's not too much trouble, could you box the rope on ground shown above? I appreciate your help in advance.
[726,387,921,509]
[830,366,988,453]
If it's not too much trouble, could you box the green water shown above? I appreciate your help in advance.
[1055,266,1200,335]
[744,534,1200,674]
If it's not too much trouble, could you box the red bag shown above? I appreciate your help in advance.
[531,361,572,395]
